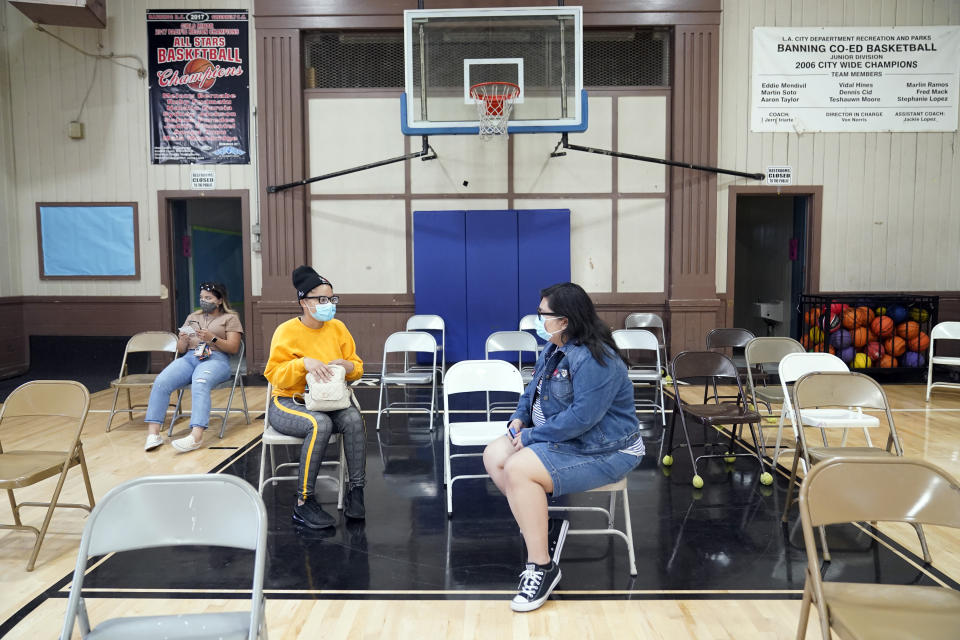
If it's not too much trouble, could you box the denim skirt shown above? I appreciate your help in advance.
[528,442,641,497]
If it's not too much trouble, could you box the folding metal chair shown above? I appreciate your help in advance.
[782,371,929,563]
[376,331,438,431]
[168,340,251,439]
[443,360,523,515]
[258,384,346,510]
[105,331,179,432]
[612,329,666,426]
[0,380,93,571]
[60,474,267,639]
[406,314,446,382]
[625,312,668,374]
[704,327,756,404]
[743,336,805,458]
[519,314,546,353]
[926,321,960,401]
[663,351,772,488]
[796,457,958,639]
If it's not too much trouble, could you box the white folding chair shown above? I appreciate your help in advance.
[406,314,446,381]
[258,384,346,510]
[926,321,960,401]
[376,331,438,431]
[486,330,539,384]
[772,352,865,472]
[105,331,179,432]
[60,474,267,640]
[443,360,524,515]
[612,329,666,426]
[168,340,251,439]
[519,314,546,353]
[547,477,638,576]
[625,312,668,374]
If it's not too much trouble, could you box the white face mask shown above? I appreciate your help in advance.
[310,302,336,322]
[535,315,563,341]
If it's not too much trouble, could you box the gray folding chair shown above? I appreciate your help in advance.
[105,331,179,432]
[406,314,446,382]
[926,321,960,401]
[612,329,666,426]
[168,340,251,439]
[625,312,668,374]
[743,336,805,457]
[258,384,346,510]
[376,331,438,431]
[704,327,756,404]
[60,474,267,640]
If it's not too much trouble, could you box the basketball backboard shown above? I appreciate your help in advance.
[402,6,586,136]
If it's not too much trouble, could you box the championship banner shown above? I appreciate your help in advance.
[147,10,249,164]
[751,26,960,133]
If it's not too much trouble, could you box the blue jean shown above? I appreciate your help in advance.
[145,351,232,429]
[527,442,641,497]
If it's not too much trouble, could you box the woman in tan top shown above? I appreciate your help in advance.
[143,282,244,453]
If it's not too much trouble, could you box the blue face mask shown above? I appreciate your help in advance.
[310,303,336,322]
[535,315,562,341]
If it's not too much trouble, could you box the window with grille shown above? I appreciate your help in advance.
[302,28,671,90]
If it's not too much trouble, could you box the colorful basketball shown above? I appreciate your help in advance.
[841,308,857,330]
[809,327,825,344]
[908,331,930,353]
[895,321,920,340]
[838,346,855,364]
[877,355,898,368]
[865,341,884,361]
[884,336,907,357]
[857,306,876,326]
[887,304,908,324]
[875,305,886,316]
[820,312,842,333]
[909,308,929,323]
[830,302,849,316]
[901,351,926,368]
[853,327,869,348]
[812,344,836,355]
[830,328,853,350]
[800,335,812,350]
[852,353,872,369]
[870,316,894,338]
[804,308,822,328]
[867,330,878,343]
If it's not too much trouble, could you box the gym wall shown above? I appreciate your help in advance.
[716,0,960,294]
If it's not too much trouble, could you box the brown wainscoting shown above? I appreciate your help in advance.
[0,297,27,379]
[20,296,166,336]
[250,294,415,373]
[667,297,723,355]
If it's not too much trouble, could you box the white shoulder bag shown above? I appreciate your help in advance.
[302,364,354,412]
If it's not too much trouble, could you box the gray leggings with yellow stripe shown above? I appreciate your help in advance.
[268,395,366,501]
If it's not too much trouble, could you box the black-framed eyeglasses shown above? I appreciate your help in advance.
[537,310,563,321]
[304,295,340,304]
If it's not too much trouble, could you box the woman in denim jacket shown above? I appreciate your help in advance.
[484,282,644,613]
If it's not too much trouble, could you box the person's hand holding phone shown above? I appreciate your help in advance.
[507,418,525,450]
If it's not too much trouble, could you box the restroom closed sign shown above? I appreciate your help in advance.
[191,169,216,190]
[766,166,792,185]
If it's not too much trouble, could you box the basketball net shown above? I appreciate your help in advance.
[469,82,520,140]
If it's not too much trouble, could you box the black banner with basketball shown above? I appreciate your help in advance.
[147,10,249,164]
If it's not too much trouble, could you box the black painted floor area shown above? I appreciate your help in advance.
[76,386,956,599]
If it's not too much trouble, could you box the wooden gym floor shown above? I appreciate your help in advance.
[2,382,960,639]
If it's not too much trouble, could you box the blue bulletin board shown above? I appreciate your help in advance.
[37,203,140,279]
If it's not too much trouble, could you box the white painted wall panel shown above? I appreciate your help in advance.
[3,0,259,297]
[617,199,666,292]
[410,131,508,194]
[514,198,612,292]
[513,96,613,194]
[617,96,668,193]
[717,0,960,293]
[308,98,405,194]
[0,3,21,296]
[310,200,407,294]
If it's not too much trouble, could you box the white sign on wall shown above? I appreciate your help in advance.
[766,166,792,185]
[190,169,216,190]
[751,26,960,132]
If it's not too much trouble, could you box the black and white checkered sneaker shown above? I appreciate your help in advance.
[510,560,561,612]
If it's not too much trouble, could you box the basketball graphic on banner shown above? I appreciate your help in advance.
[184,58,216,91]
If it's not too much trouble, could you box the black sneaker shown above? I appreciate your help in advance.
[344,486,365,520]
[547,518,570,564]
[292,498,335,530]
[510,561,561,612]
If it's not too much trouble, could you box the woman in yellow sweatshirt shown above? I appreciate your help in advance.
[264,266,365,530]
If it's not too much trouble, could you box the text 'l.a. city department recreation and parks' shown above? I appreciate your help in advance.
[751,26,960,133]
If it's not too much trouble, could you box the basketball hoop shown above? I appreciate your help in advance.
[469,81,520,140]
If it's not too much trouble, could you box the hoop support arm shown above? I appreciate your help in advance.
[551,133,765,181]
[266,136,437,194]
